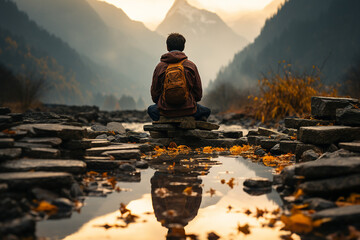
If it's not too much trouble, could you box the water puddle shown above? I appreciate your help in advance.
[36,156,297,240]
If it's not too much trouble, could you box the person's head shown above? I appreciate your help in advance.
[166,33,186,52]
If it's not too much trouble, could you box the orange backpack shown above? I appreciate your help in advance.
[162,59,189,105]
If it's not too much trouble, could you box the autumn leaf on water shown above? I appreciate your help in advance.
[280,213,313,234]
[256,208,265,218]
[227,205,233,212]
[293,188,304,199]
[120,203,130,216]
[206,188,216,197]
[107,177,117,189]
[183,186,193,196]
[220,179,226,184]
[237,223,251,235]
[227,178,235,189]
[244,209,252,215]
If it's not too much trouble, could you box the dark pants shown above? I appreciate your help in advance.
[147,104,211,121]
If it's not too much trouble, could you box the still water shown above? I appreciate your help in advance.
[36,156,295,240]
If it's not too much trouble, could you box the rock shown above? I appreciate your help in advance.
[0,130,27,139]
[14,142,52,149]
[299,173,360,195]
[179,120,196,129]
[248,136,265,146]
[135,160,149,169]
[106,122,126,134]
[260,139,279,150]
[0,115,12,123]
[95,134,107,139]
[86,144,140,156]
[139,144,153,153]
[0,172,74,190]
[0,183,8,193]
[280,140,300,154]
[196,121,220,130]
[156,116,195,124]
[222,131,243,139]
[243,177,272,188]
[70,182,84,198]
[299,126,360,145]
[33,124,86,140]
[149,131,168,138]
[0,107,11,115]
[63,139,92,150]
[254,148,266,157]
[18,137,62,147]
[312,205,360,226]
[295,157,360,180]
[0,148,22,160]
[91,124,107,132]
[336,108,360,126]
[258,127,287,137]
[0,138,14,148]
[84,160,123,170]
[102,149,141,160]
[284,117,333,129]
[0,159,86,174]
[339,142,360,153]
[25,148,61,159]
[32,187,59,201]
[319,149,360,159]
[51,198,74,211]
[0,215,35,235]
[106,135,115,142]
[280,165,296,186]
[270,143,281,155]
[326,144,338,153]
[282,128,297,137]
[8,113,23,122]
[243,186,272,196]
[311,96,359,119]
[144,124,176,131]
[303,198,337,211]
[183,129,219,139]
[0,198,23,220]
[119,163,136,172]
[295,143,322,161]
[300,149,320,162]
[90,139,110,148]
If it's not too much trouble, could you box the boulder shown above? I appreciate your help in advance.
[106,122,126,134]
[336,108,360,126]
[299,126,360,145]
[311,96,359,119]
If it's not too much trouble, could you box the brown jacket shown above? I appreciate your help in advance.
[151,51,202,117]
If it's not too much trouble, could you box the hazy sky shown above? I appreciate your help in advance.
[102,0,275,30]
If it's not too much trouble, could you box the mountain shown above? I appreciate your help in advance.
[156,0,248,87]
[0,0,104,104]
[209,0,360,91]
[227,0,285,42]
[12,0,161,101]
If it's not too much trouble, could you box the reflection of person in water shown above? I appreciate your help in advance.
[151,171,203,240]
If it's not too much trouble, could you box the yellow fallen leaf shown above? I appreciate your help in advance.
[183,187,193,196]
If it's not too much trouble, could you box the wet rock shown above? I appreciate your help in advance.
[119,163,136,172]
[312,205,360,226]
[32,188,59,201]
[86,144,140,156]
[84,160,122,170]
[299,126,360,145]
[295,143,322,161]
[295,157,360,179]
[102,149,141,160]
[106,135,115,142]
[280,140,300,154]
[243,177,272,188]
[70,182,84,198]
[284,117,333,129]
[91,124,107,132]
[106,122,126,134]
[0,138,14,148]
[304,198,337,211]
[260,139,279,150]
[300,149,320,162]
[339,142,360,153]
[299,173,360,195]
[254,148,266,157]
[336,108,360,126]
[311,96,359,120]
[281,165,297,186]
[0,148,22,160]
[0,107,11,115]
[19,137,62,147]
[0,159,86,174]
[51,198,74,211]
[270,143,281,155]
[243,186,272,196]
[0,198,23,220]
[0,172,74,190]
[0,215,35,235]
[135,160,149,169]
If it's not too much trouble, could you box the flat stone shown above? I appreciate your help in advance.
[258,127,287,137]
[222,131,243,139]
[106,122,126,134]
[84,156,111,160]
[243,186,272,196]
[196,121,220,130]
[336,108,360,126]
[339,142,360,152]
[243,177,272,188]
[91,124,107,131]
[16,124,85,140]
[295,143,322,161]
[0,148,22,160]
[90,139,110,147]
[247,136,266,146]
[0,115,11,123]
[295,157,360,180]
[319,149,360,159]
[95,134,107,139]
[135,160,149,169]
[301,149,320,162]
[156,116,195,124]
[299,173,360,195]
[299,126,360,145]
[254,148,266,157]
[19,137,62,147]
[280,165,296,186]
[284,118,333,129]
[149,131,168,138]
[102,149,141,160]
[25,147,60,159]
[63,139,92,150]
[312,205,360,225]
[0,138,14,148]
[0,130,27,139]
[270,143,282,155]
[14,142,52,149]
[0,159,86,174]
[86,144,140,156]
[0,171,74,190]
[280,140,300,153]
[179,120,196,129]
[260,139,279,150]
[0,107,11,115]
[311,96,359,119]
[303,198,337,211]
[144,124,176,131]
[183,129,219,139]
[84,160,123,170]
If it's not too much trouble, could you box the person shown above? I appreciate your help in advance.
[147,33,211,121]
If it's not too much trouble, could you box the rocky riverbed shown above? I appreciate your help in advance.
[0,96,360,239]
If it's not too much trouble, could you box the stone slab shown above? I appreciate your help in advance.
[155,116,195,124]
[0,159,86,174]
[336,108,360,126]
[63,139,92,150]
[149,131,168,138]
[84,160,124,170]
[339,142,360,152]
[295,143,322,161]
[260,139,279,150]
[258,127,287,137]
[0,130,27,139]
[284,118,333,129]
[0,107,11,115]
[106,122,126,134]
[311,96,359,120]
[0,115,11,123]
[144,124,177,131]
[299,126,360,145]
[222,131,243,139]
[183,129,219,139]
[102,149,141,160]
[25,147,60,159]
[196,121,220,130]
[0,148,22,160]
[90,139,111,148]
[311,205,360,225]
[280,140,300,153]
[243,177,272,188]
[0,171,74,190]
[299,173,360,195]
[86,144,140,156]
[16,124,85,140]
[0,138,14,148]
[14,142,52,149]
[179,121,196,129]
[19,137,62,147]
[295,157,360,179]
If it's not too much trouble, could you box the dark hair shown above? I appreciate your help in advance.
[166,33,186,51]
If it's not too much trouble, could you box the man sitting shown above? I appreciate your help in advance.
[147,33,211,121]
